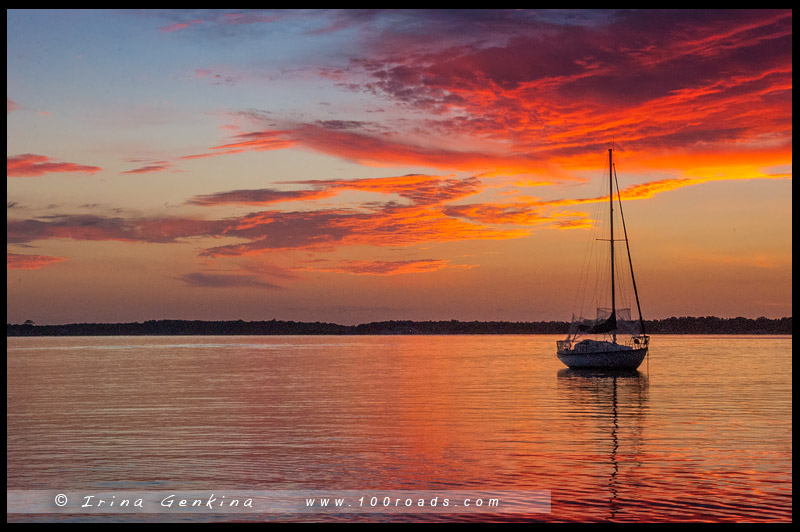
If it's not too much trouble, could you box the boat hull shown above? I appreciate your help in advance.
[557,347,648,370]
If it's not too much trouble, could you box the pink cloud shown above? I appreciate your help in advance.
[156,12,285,35]
[7,215,228,245]
[210,130,297,152]
[188,188,337,206]
[193,69,240,85]
[7,154,101,177]
[178,272,281,289]
[123,162,174,174]
[159,20,203,33]
[221,13,281,25]
[180,150,247,160]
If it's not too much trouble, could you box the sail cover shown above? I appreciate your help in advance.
[587,310,616,333]
[569,308,642,337]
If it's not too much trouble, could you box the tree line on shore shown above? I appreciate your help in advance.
[6,316,792,336]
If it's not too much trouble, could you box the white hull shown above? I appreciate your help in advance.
[557,347,648,370]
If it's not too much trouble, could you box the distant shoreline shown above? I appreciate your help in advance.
[6,316,792,336]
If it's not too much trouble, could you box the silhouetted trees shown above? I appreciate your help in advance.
[6,316,791,336]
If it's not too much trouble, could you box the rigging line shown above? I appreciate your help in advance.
[587,160,609,319]
[613,163,646,336]
[571,154,607,321]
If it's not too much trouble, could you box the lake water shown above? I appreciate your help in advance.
[6,335,792,522]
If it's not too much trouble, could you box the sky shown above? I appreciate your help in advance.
[7,9,792,325]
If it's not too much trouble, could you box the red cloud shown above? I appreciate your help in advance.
[328,10,792,172]
[291,125,550,174]
[7,252,67,270]
[191,125,555,176]
[7,154,101,177]
[165,11,790,183]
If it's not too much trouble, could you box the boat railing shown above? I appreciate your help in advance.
[557,335,648,352]
[556,339,573,351]
[628,334,649,348]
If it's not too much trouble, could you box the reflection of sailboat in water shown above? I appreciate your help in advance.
[557,148,649,370]
[557,369,648,521]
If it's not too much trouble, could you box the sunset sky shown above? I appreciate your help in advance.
[7,9,792,325]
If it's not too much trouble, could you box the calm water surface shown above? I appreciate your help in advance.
[6,335,792,522]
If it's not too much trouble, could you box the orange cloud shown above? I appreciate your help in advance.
[443,160,790,228]
[286,173,483,205]
[443,201,595,229]
[199,204,529,257]
[7,154,101,177]
[8,202,529,259]
[443,203,545,225]
[295,258,472,276]
[617,168,791,201]
[11,161,784,261]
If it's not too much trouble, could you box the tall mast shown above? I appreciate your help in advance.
[609,148,615,318]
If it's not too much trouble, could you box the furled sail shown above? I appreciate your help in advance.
[569,308,642,338]
[588,310,616,333]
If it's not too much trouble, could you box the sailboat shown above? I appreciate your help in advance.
[556,148,649,370]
